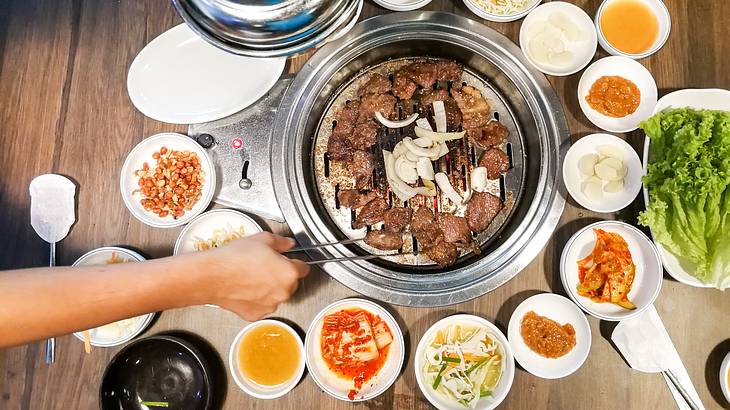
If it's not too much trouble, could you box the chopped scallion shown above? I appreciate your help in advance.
[466,358,487,374]
[140,401,169,408]
[432,363,448,389]
[442,356,461,363]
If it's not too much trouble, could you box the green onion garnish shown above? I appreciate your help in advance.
[140,402,169,408]
[480,390,492,398]
[442,356,461,363]
[466,358,487,374]
[432,363,448,389]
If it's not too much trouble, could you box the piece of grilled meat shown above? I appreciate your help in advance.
[338,189,378,209]
[468,120,508,149]
[465,191,503,233]
[452,86,492,129]
[364,229,403,251]
[383,207,412,233]
[358,73,391,96]
[393,71,417,100]
[424,241,459,267]
[351,121,378,150]
[479,148,510,179]
[437,213,473,247]
[352,150,375,190]
[353,197,389,229]
[358,93,397,123]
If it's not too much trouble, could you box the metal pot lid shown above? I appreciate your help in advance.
[272,12,569,306]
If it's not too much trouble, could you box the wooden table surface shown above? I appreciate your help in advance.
[1,0,729,409]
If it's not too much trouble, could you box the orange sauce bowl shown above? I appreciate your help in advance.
[594,0,671,59]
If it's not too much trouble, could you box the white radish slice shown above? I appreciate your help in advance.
[416,118,432,131]
[578,153,599,176]
[435,172,464,206]
[549,50,573,67]
[604,179,624,193]
[529,37,551,65]
[549,12,586,42]
[542,31,565,53]
[599,157,624,181]
[433,100,447,133]
[413,126,465,144]
[596,144,624,161]
[594,160,620,181]
[375,112,419,128]
[526,21,548,39]
[617,165,628,179]
[417,157,435,180]
[470,167,488,192]
[395,156,418,184]
[581,176,603,202]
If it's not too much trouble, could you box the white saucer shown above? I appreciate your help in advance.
[174,209,262,255]
[560,221,662,321]
[372,0,432,11]
[127,24,286,124]
[563,133,643,213]
[578,56,657,132]
[508,293,591,379]
[120,132,215,228]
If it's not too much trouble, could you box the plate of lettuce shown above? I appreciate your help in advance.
[640,89,730,289]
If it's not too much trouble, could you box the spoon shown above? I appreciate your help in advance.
[29,174,76,364]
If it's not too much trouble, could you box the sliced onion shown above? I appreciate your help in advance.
[414,126,466,144]
[417,157,435,180]
[392,141,407,158]
[433,100,447,133]
[432,143,449,160]
[384,151,436,201]
[375,111,419,128]
[415,118,433,131]
[403,137,441,157]
[435,172,464,206]
[414,137,433,148]
[470,167,488,192]
[395,155,418,184]
[405,150,420,162]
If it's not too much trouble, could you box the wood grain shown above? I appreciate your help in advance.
[1,1,729,409]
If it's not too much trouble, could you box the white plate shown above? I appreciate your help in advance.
[721,351,730,404]
[507,293,591,379]
[72,247,155,347]
[415,314,515,410]
[563,133,642,213]
[560,221,662,321]
[174,209,262,255]
[372,0,432,11]
[642,88,730,288]
[127,24,286,124]
[120,132,215,228]
[305,298,405,402]
[518,1,598,76]
[578,56,657,132]
[462,0,541,22]
[229,319,306,399]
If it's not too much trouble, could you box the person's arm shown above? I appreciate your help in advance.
[0,232,309,348]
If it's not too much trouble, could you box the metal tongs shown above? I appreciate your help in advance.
[285,238,411,265]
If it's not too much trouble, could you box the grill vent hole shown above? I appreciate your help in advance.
[506,142,514,169]
[499,175,507,203]
[334,184,340,209]
[324,153,330,178]
[493,111,500,121]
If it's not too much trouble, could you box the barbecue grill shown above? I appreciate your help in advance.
[190,12,568,306]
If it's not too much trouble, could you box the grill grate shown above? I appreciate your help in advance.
[313,58,525,266]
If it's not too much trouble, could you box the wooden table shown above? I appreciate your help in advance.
[1,0,729,409]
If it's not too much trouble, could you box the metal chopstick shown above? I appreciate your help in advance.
[663,370,701,410]
[300,252,412,265]
[285,238,365,253]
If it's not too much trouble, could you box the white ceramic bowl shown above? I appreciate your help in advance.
[518,1,598,76]
[415,314,515,410]
[372,0,432,11]
[305,298,405,402]
[560,221,663,321]
[174,209,262,255]
[463,0,541,23]
[120,132,215,228]
[229,319,306,399]
[642,88,730,288]
[72,247,155,347]
[721,351,730,405]
[563,133,643,213]
[595,0,671,59]
[578,56,657,133]
[508,293,591,379]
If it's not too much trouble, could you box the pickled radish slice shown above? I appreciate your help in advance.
[604,179,624,193]
[596,144,624,161]
[548,12,587,42]
[581,176,603,202]
[594,160,620,181]
[578,153,599,176]
[549,50,573,66]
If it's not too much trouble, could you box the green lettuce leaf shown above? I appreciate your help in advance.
[638,108,730,289]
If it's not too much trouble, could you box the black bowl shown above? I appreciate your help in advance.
[100,335,214,410]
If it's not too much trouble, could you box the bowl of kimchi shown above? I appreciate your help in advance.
[560,220,663,321]
[304,298,405,401]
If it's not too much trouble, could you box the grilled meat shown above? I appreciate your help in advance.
[468,120,508,149]
[424,241,459,267]
[364,229,403,251]
[452,86,492,129]
[353,197,389,228]
[479,148,510,179]
[437,213,473,247]
[333,101,360,135]
[338,189,378,209]
[351,121,378,150]
[327,132,354,162]
[352,150,375,189]
[358,73,391,96]
[419,89,449,107]
[411,207,444,248]
[401,61,439,89]
[465,191,503,233]
[392,72,417,100]
[358,93,396,122]
[383,207,412,233]
[435,60,463,85]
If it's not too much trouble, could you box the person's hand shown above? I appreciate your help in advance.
[198,232,310,321]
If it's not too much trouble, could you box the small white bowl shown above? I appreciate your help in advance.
[120,132,216,228]
[519,1,598,76]
[229,319,306,399]
[507,293,591,379]
[174,209,262,255]
[578,56,657,133]
[560,220,663,321]
[72,247,155,347]
[563,133,642,213]
[372,0,432,11]
[595,0,671,59]
[463,0,541,23]
[305,298,405,402]
[415,314,515,410]
[721,351,730,404]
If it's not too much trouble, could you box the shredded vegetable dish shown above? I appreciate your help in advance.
[320,308,393,400]
[193,224,245,251]
[423,322,503,408]
[471,0,535,15]
[577,228,636,309]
